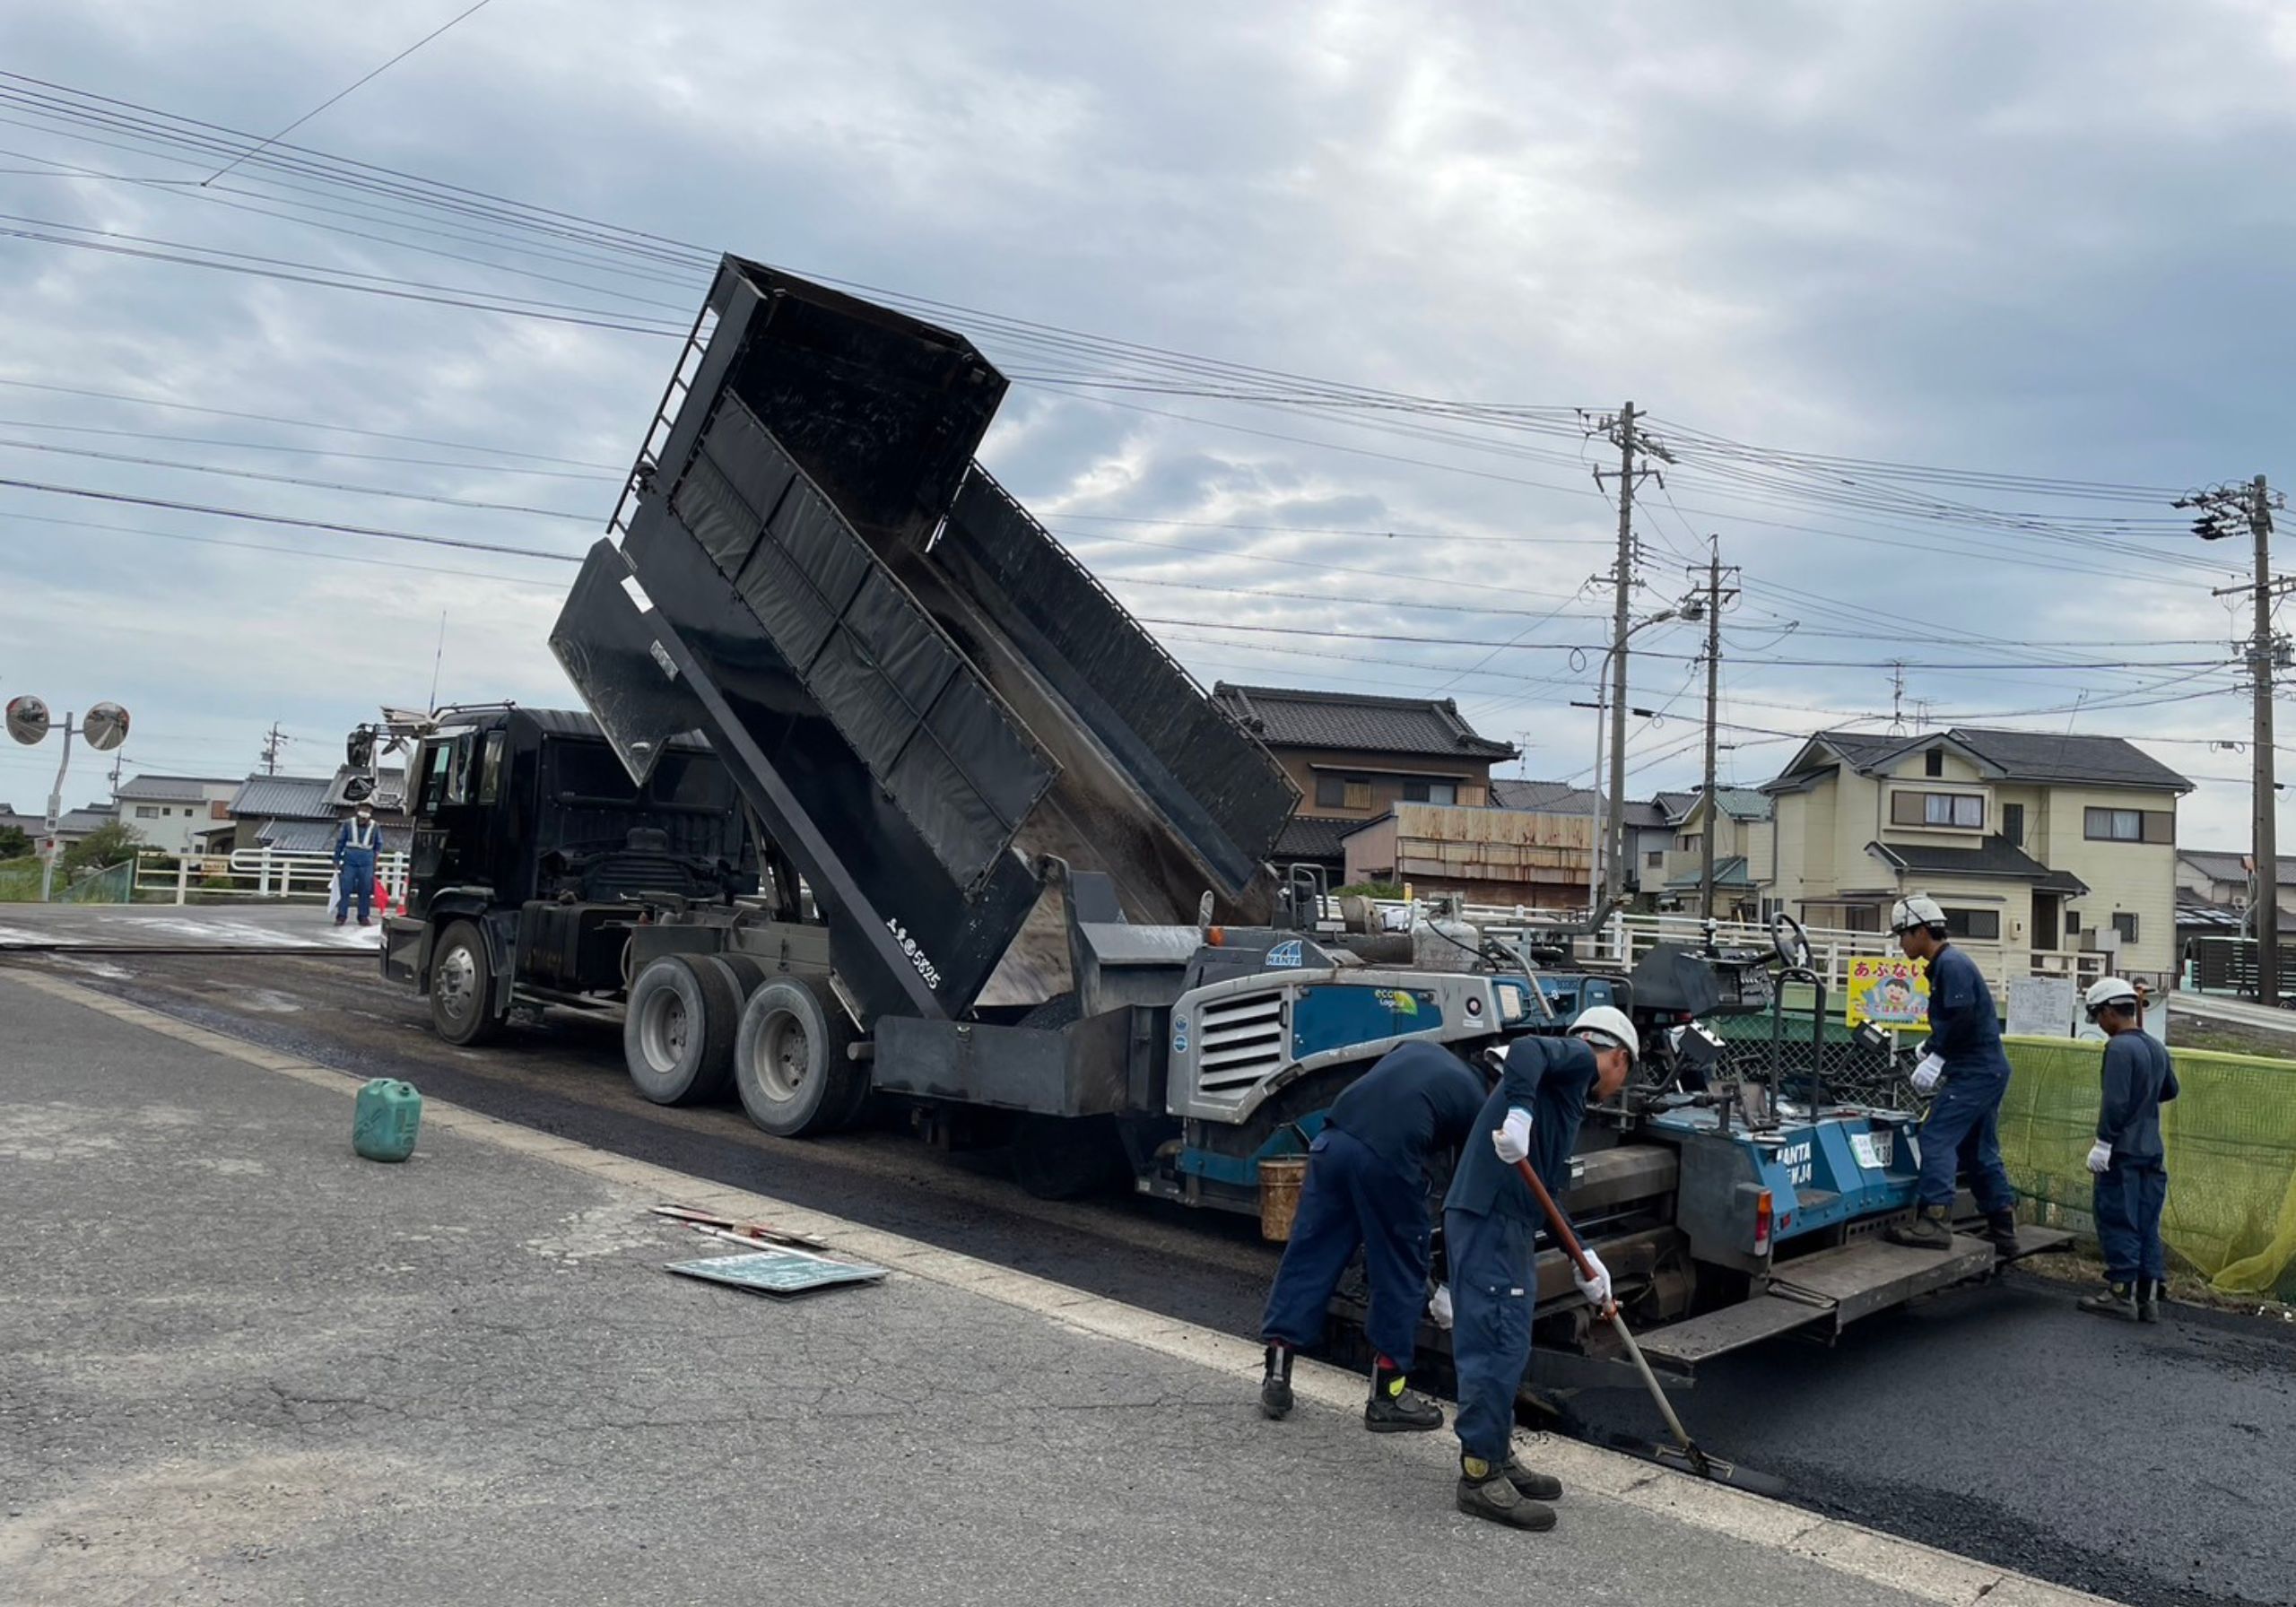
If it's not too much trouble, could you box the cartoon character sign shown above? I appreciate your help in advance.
[1846,955,1930,1029]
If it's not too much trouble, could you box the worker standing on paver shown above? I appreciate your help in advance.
[1883,893,2022,1255]
[1258,1040,1485,1431]
[2077,977,2179,1323]
[332,802,381,927]
[1443,1007,1637,1532]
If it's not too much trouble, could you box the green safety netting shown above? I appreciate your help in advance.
[1999,1036,2296,1298]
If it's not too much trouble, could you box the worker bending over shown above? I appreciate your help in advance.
[1444,1007,1636,1531]
[1258,1040,1485,1429]
[1883,894,2022,1255]
[2078,977,2178,1323]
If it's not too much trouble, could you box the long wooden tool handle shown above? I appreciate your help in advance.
[1514,1156,1701,1460]
[1511,1155,1597,1285]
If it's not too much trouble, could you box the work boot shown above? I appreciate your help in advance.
[2138,1278,2163,1325]
[1884,1204,1954,1250]
[1500,1455,1563,1502]
[2077,1281,2139,1322]
[1457,1455,1557,1531]
[1363,1359,1443,1432]
[1987,1211,2022,1258]
[334,916,346,927]
[1258,1344,1293,1420]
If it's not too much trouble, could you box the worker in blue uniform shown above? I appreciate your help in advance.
[1258,1040,1486,1430]
[1883,893,2022,1254]
[332,802,381,927]
[1444,1005,1637,1531]
[2077,977,2178,1323]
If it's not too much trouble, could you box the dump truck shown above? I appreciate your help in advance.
[374,257,2064,1387]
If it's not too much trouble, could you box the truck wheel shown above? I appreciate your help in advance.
[430,921,503,1047]
[733,977,863,1137]
[624,955,738,1106]
[1010,1114,1128,1201]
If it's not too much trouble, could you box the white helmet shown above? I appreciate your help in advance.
[1570,1003,1639,1063]
[1890,894,1947,934]
[2083,977,2140,1018]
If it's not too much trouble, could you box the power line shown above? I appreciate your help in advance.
[201,0,501,186]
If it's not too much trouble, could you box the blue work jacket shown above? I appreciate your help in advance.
[1926,942,2012,1082]
[1324,1041,1487,1191]
[1441,1034,1598,1226]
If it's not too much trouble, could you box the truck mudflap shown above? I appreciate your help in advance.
[1635,1224,2074,1376]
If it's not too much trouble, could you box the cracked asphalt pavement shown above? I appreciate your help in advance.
[7,939,2295,1605]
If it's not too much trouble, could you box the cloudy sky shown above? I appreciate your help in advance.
[1,2,2291,849]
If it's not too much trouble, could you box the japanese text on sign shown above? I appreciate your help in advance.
[1846,955,1929,1029]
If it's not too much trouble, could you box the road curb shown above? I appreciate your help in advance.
[7,968,2120,1607]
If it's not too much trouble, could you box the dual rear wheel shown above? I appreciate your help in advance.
[622,954,865,1137]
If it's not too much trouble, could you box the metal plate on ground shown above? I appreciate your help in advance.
[1635,1294,1833,1374]
[665,1249,887,1296]
[1770,1234,1996,1326]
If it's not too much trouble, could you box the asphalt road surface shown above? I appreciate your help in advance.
[11,941,2292,1607]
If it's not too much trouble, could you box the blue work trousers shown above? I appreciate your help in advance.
[1443,1205,1536,1464]
[335,849,376,922]
[1260,1127,1431,1369]
[1915,1072,2017,1214]
[2093,1160,2168,1284]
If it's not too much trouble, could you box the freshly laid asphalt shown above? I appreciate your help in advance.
[4,971,1974,1607]
[5,908,2294,1605]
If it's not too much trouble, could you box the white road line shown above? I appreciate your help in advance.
[0,924,83,947]
[0,969,2120,1607]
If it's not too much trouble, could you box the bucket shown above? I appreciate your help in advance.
[1257,1155,1309,1242]
[353,1078,422,1162]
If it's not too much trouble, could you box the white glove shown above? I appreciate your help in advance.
[1572,1248,1612,1311]
[1429,1283,1454,1329]
[2086,1140,2113,1175]
[1491,1107,1533,1166]
[1910,1053,1944,1095]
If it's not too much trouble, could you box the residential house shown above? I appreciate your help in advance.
[2177,849,2296,919]
[1213,684,1517,883]
[0,802,115,852]
[2174,849,2296,953]
[217,768,413,857]
[1761,728,2191,985]
[113,774,242,856]
[1488,779,1673,901]
[1657,786,1776,917]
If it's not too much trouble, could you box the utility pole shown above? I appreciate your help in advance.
[1589,404,1673,907]
[261,722,287,777]
[1695,536,1740,924]
[2248,474,2279,1005]
[2184,476,2286,1002]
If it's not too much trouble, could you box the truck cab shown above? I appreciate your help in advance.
[378,705,754,1043]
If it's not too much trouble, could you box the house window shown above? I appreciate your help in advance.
[1942,908,2002,941]
[1402,779,1457,805]
[2113,912,2140,943]
[2002,803,2024,847]
[1843,905,1881,933]
[1925,748,1944,777]
[1891,790,1984,830]
[135,805,160,820]
[2065,909,2081,934]
[2084,807,2171,844]
[1647,849,1664,870]
[1313,774,1373,811]
[1675,832,1700,852]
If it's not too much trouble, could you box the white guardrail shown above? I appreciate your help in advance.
[134,847,413,907]
[1364,900,2108,993]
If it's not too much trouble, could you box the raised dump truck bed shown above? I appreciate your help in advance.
[552,256,1296,1028]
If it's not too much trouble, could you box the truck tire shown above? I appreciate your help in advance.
[624,955,739,1106]
[733,977,864,1137]
[430,921,504,1047]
